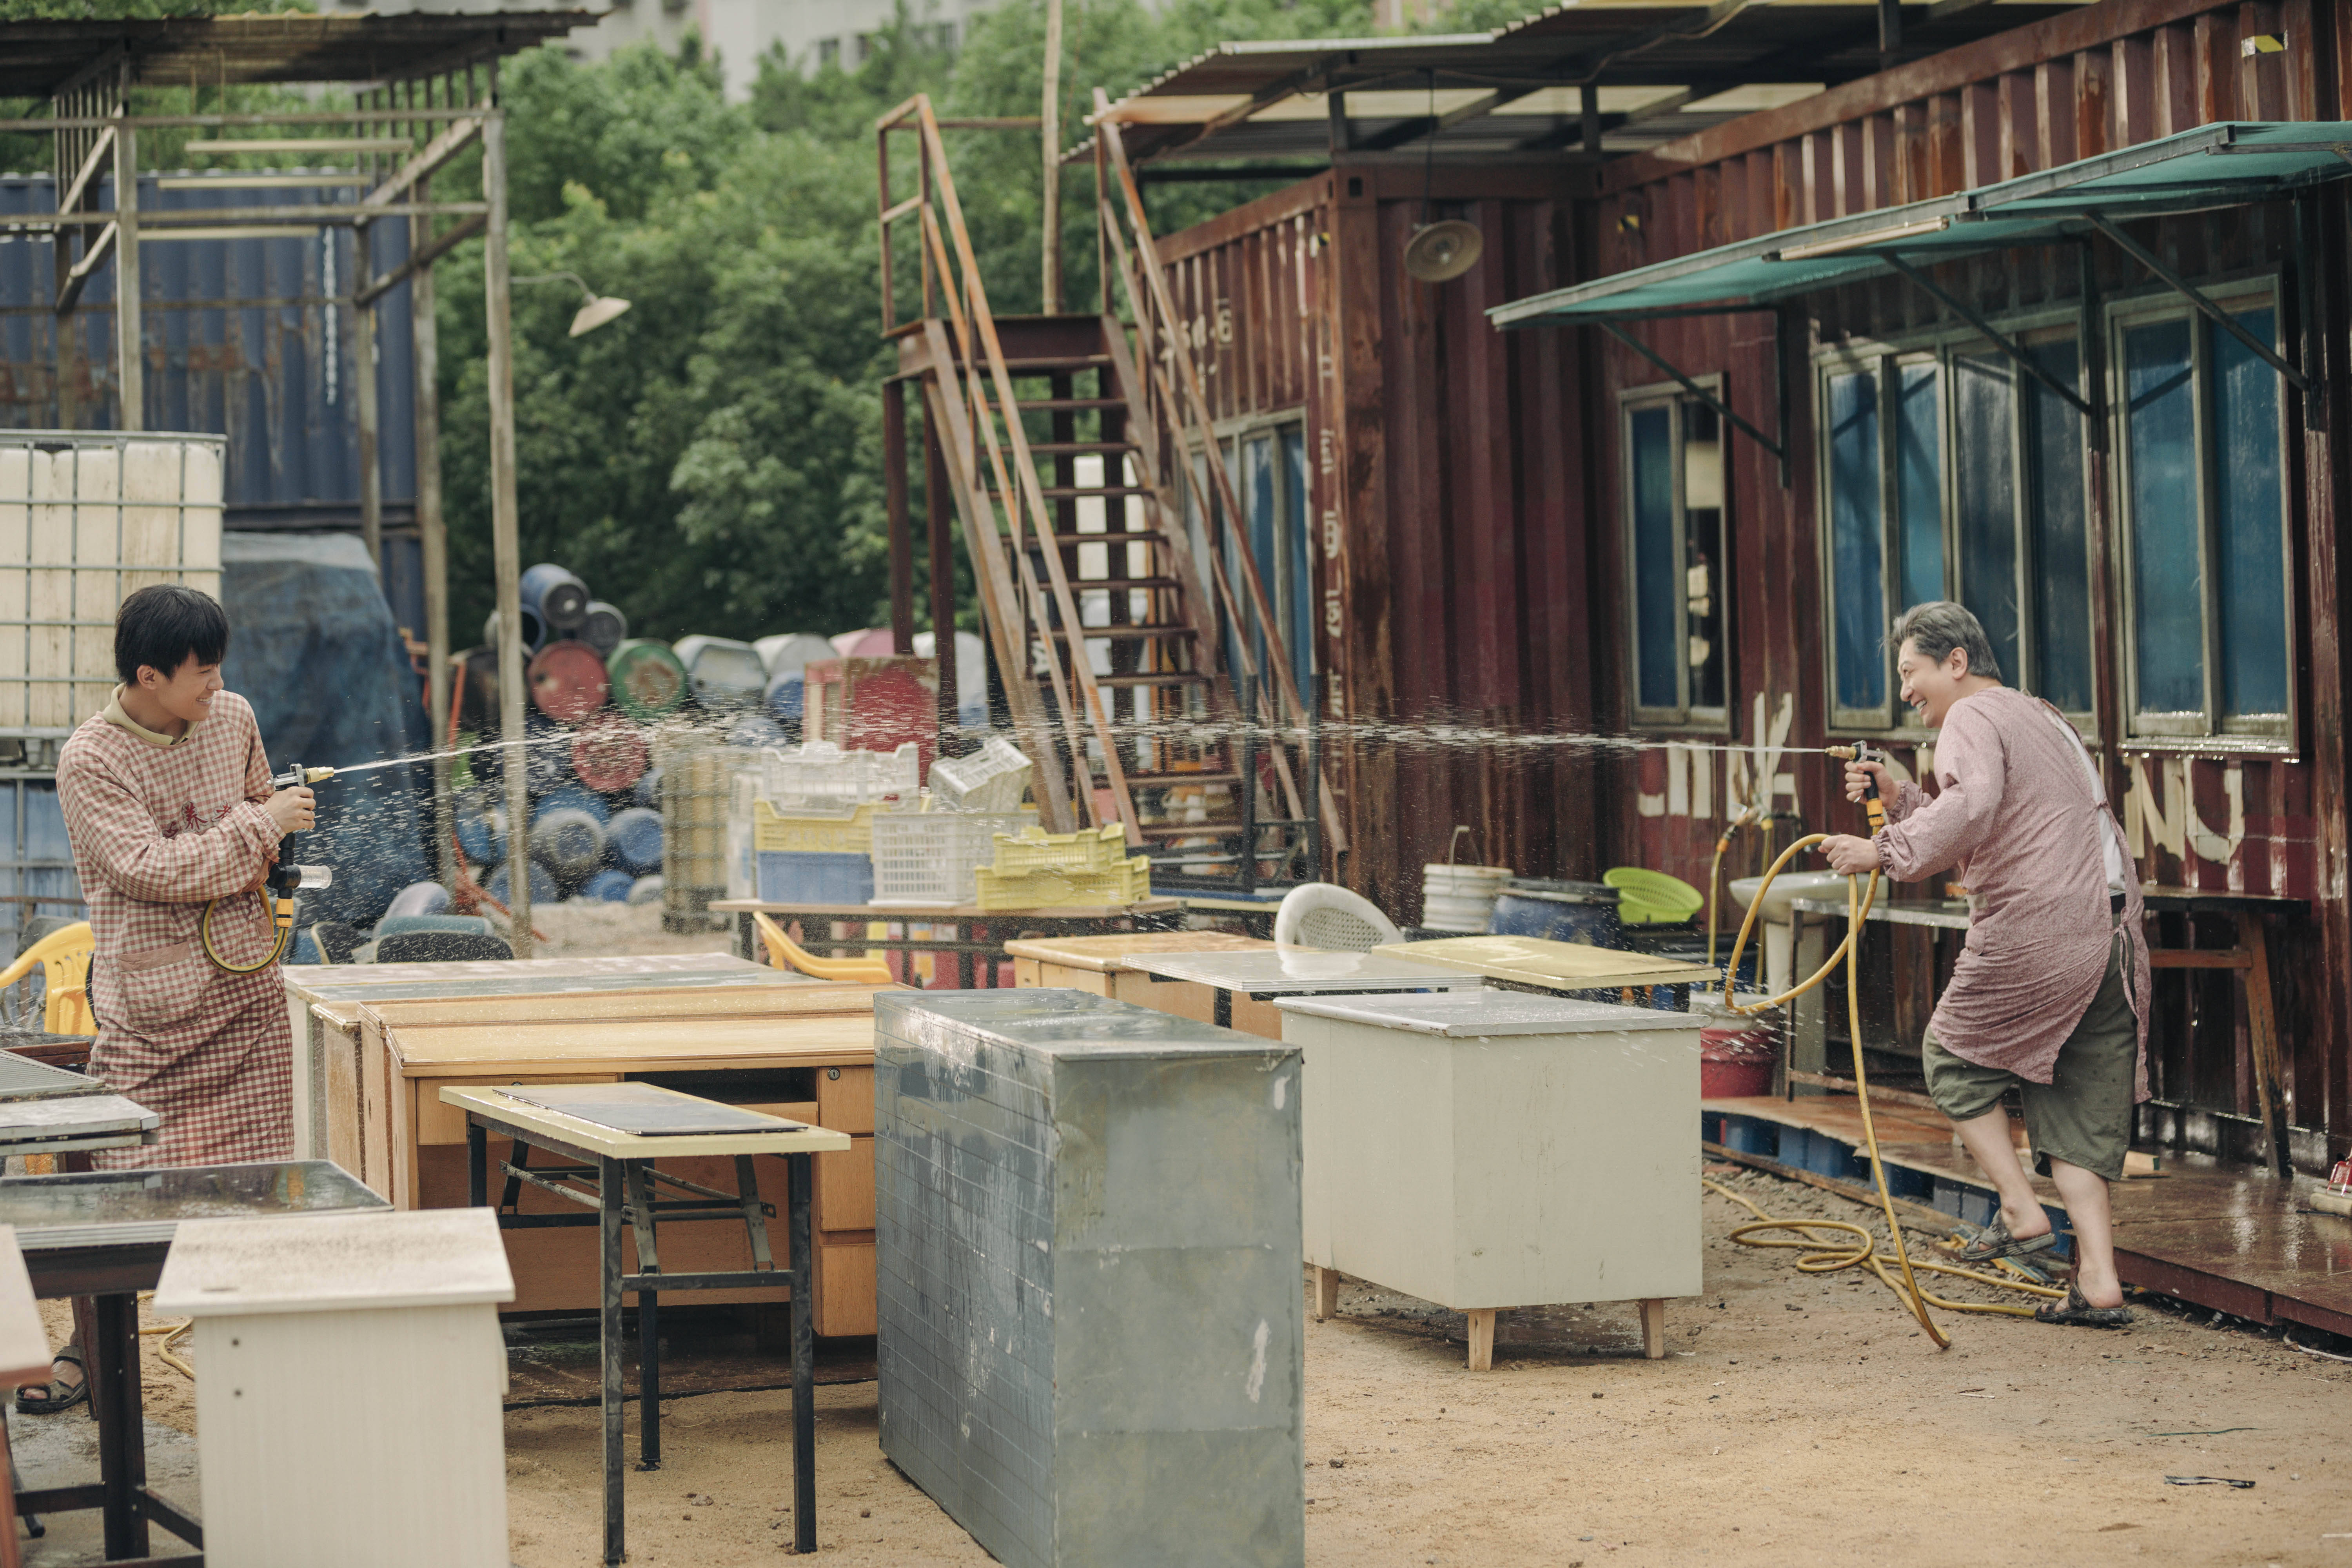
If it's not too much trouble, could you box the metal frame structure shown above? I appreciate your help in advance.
[0,13,591,956]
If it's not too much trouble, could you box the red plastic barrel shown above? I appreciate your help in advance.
[1700,1018,1777,1099]
[571,710,651,793]
[528,640,610,724]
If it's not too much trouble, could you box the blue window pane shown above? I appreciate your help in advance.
[2123,318,2205,713]
[1895,363,1944,610]
[1281,425,1314,693]
[1630,406,1679,710]
[2211,310,2288,719]
[2027,340,2093,712]
[1953,354,2019,685]
[1682,401,1726,712]
[1827,371,1886,711]
[1242,433,1277,684]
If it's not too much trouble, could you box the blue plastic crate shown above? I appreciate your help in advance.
[757,850,875,904]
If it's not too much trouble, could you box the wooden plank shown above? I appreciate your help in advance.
[817,1066,874,1136]
[359,982,892,1030]
[381,1013,878,1076]
[390,1074,417,1211]
[813,1240,878,1338]
[283,953,766,1002]
[1000,932,1270,974]
[815,1136,876,1234]
[321,1009,362,1175]
[437,1086,849,1163]
[1639,1298,1667,1360]
[413,1074,622,1145]
[1466,1308,1495,1372]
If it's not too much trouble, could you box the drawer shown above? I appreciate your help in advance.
[813,1240,877,1338]
[816,1065,873,1134]
[814,1136,875,1234]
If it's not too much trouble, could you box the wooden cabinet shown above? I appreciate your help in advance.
[1006,932,1286,1034]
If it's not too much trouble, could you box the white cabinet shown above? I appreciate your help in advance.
[1276,991,1702,1369]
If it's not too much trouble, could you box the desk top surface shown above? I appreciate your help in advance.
[0,1160,387,1252]
[1375,935,1720,989]
[315,980,893,1035]
[1112,948,1488,992]
[284,953,766,1002]
[1003,931,1272,973]
[443,1083,853,1160]
[712,897,1181,919]
[0,1094,158,1139]
[294,966,812,1015]
[155,1208,514,1317]
[386,1009,882,1075]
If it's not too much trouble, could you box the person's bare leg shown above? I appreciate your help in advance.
[2045,1158,2122,1307]
[1950,1107,2050,1239]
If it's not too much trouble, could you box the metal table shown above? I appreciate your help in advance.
[713,897,1185,988]
[1111,948,1487,1029]
[446,1083,851,1565]
[0,1159,387,1561]
[0,1096,158,1162]
[0,1049,109,1103]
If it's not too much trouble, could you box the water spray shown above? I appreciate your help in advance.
[198,763,337,975]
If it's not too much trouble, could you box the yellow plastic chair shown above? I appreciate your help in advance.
[751,911,893,985]
[0,922,96,1035]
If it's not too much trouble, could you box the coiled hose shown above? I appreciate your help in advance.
[1714,838,2071,1339]
[198,887,294,976]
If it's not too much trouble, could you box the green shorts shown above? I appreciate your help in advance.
[1921,922,2137,1182]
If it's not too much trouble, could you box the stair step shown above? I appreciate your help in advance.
[1110,771,1243,788]
[1088,672,1211,688]
[1002,528,1171,547]
[1045,624,1198,641]
[1062,576,1184,592]
[1028,441,1139,455]
[960,355,1113,373]
[1008,397,1123,412]
[987,485,1156,500]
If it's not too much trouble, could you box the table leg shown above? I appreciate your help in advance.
[1214,987,1232,1029]
[1465,1309,1495,1372]
[466,1120,487,1208]
[92,1292,146,1560]
[738,911,756,963]
[1638,1298,1667,1360]
[1310,1267,1338,1323]
[600,1159,625,1568]
[2239,913,2292,1178]
[625,1163,661,1472]
[788,1151,816,1556]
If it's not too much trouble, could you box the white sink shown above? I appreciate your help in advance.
[1727,870,1850,922]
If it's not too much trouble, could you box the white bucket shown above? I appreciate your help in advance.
[1421,862,1512,933]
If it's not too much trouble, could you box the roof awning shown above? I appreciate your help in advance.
[1489,120,2352,328]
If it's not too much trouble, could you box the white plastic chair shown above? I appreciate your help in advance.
[1274,883,1405,952]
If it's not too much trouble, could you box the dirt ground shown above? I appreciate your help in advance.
[477,1163,2351,1567]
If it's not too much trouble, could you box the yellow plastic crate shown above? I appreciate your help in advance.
[753,799,886,855]
[973,856,1151,911]
[989,821,1131,878]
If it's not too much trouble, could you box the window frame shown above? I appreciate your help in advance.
[1618,376,1734,733]
[1813,304,2100,741]
[1189,409,1318,697]
[2107,279,2296,748]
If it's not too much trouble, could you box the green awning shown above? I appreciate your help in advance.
[1490,121,2352,329]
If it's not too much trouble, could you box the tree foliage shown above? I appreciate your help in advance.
[437,0,1376,647]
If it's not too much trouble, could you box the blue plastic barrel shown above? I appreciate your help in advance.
[626,873,664,906]
[1487,882,1624,948]
[580,600,628,657]
[534,786,612,827]
[520,563,591,632]
[579,869,635,903]
[530,806,608,882]
[632,768,662,810]
[607,806,664,877]
[454,795,507,866]
[484,857,561,907]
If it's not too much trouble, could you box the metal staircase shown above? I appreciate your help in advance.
[878,94,1342,889]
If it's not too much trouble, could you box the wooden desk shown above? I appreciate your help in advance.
[1375,935,1720,1007]
[1005,931,1278,1033]
[1112,949,1487,1036]
[367,985,897,1329]
[282,955,783,1160]
[445,1085,848,1564]
[712,897,1184,986]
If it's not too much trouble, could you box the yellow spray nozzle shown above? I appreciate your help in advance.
[303,766,336,784]
[1823,745,1863,762]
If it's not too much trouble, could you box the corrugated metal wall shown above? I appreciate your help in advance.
[0,174,419,532]
[1587,0,2351,1167]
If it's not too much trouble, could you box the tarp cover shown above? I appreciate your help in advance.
[220,531,434,930]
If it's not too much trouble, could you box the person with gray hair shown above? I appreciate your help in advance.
[1818,601,2151,1328]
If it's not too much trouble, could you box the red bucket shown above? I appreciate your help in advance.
[1701,1019,1777,1099]
[529,639,611,724]
[570,710,650,793]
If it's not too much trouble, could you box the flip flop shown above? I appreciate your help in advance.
[1952,1214,2059,1265]
[16,1346,85,1415]
[2034,1282,2134,1328]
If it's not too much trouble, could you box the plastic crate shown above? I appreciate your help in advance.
[929,737,1034,814]
[869,809,1038,906]
[751,799,886,855]
[973,856,1151,911]
[989,821,1131,878]
[760,740,922,810]
[757,850,875,904]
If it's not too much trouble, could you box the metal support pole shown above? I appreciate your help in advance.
[1041,0,1065,314]
[415,167,455,889]
[600,1159,625,1567]
[884,378,916,654]
[926,409,960,753]
[788,1151,816,1556]
[354,222,383,575]
[93,1292,147,1559]
[1880,252,2095,414]
[482,104,532,957]
[111,124,141,431]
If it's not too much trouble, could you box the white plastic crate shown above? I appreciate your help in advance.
[928,737,1033,814]
[869,809,1038,906]
[760,740,922,809]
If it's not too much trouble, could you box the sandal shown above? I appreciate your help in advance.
[1952,1214,2058,1265]
[16,1345,85,1415]
[2034,1282,2134,1328]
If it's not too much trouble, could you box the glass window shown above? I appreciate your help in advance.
[1624,392,1730,725]
[1953,353,2021,686]
[1826,369,1886,715]
[2027,341,2094,714]
[1894,363,1944,610]
[1201,419,1315,704]
[2116,300,2291,737]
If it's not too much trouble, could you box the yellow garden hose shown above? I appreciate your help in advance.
[198,887,296,976]
[1704,802,1760,970]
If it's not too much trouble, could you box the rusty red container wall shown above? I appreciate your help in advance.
[1157,165,1603,915]
[1588,0,2352,1162]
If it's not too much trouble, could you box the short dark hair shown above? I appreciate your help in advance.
[1887,600,2003,682]
[115,584,229,685]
